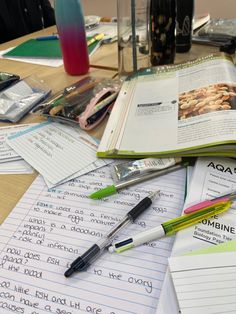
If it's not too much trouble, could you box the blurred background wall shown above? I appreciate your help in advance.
[50,1,235,19]
[79,0,235,18]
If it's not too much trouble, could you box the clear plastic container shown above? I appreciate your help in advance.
[117,0,151,77]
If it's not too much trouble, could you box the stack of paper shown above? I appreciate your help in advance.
[169,252,236,314]
[157,156,236,313]
[7,121,112,187]
[0,124,34,174]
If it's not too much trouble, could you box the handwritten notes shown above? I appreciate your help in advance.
[169,252,236,314]
[7,122,110,186]
[0,163,186,313]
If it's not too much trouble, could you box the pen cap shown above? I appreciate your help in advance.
[176,0,194,53]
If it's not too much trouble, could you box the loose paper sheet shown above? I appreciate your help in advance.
[0,159,33,174]
[169,252,236,314]
[7,122,106,186]
[0,124,35,163]
[0,163,186,313]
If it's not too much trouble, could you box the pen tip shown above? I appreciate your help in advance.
[149,190,160,201]
[89,185,117,199]
[108,245,114,253]
[64,267,74,278]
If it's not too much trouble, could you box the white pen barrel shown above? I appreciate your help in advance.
[132,225,165,246]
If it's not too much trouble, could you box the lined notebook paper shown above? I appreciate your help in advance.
[0,162,186,313]
[169,252,236,314]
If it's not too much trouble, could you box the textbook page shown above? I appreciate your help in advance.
[98,55,236,157]
[157,156,236,313]
[0,163,186,314]
[169,252,236,314]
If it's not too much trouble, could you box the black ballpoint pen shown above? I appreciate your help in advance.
[64,190,160,277]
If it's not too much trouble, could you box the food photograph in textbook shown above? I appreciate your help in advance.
[178,83,236,119]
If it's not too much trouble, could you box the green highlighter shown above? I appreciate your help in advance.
[89,162,189,199]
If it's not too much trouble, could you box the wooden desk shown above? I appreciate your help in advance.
[0,26,221,224]
[0,27,117,224]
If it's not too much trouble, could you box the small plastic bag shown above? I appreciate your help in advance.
[0,72,20,91]
[32,76,121,130]
[197,19,236,40]
[111,157,182,183]
[0,75,51,122]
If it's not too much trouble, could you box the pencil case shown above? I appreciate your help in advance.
[0,75,51,122]
[32,76,121,130]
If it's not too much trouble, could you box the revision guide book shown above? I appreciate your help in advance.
[97,54,236,158]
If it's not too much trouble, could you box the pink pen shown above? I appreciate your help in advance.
[184,191,236,214]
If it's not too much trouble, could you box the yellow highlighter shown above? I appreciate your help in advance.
[87,33,104,46]
[108,201,232,253]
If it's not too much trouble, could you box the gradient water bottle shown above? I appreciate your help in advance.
[54,0,89,75]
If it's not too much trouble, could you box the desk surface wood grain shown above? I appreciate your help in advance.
[0,26,221,224]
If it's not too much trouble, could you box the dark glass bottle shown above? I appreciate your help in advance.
[176,0,194,53]
[150,0,176,66]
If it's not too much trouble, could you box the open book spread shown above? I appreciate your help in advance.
[98,54,236,158]
[0,162,186,313]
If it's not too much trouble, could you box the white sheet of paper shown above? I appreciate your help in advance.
[0,159,34,174]
[157,156,236,314]
[0,162,186,313]
[7,122,101,185]
[169,252,236,314]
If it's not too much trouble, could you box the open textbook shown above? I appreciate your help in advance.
[0,161,186,313]
[157,156,236,313]
[98,54,236,158]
